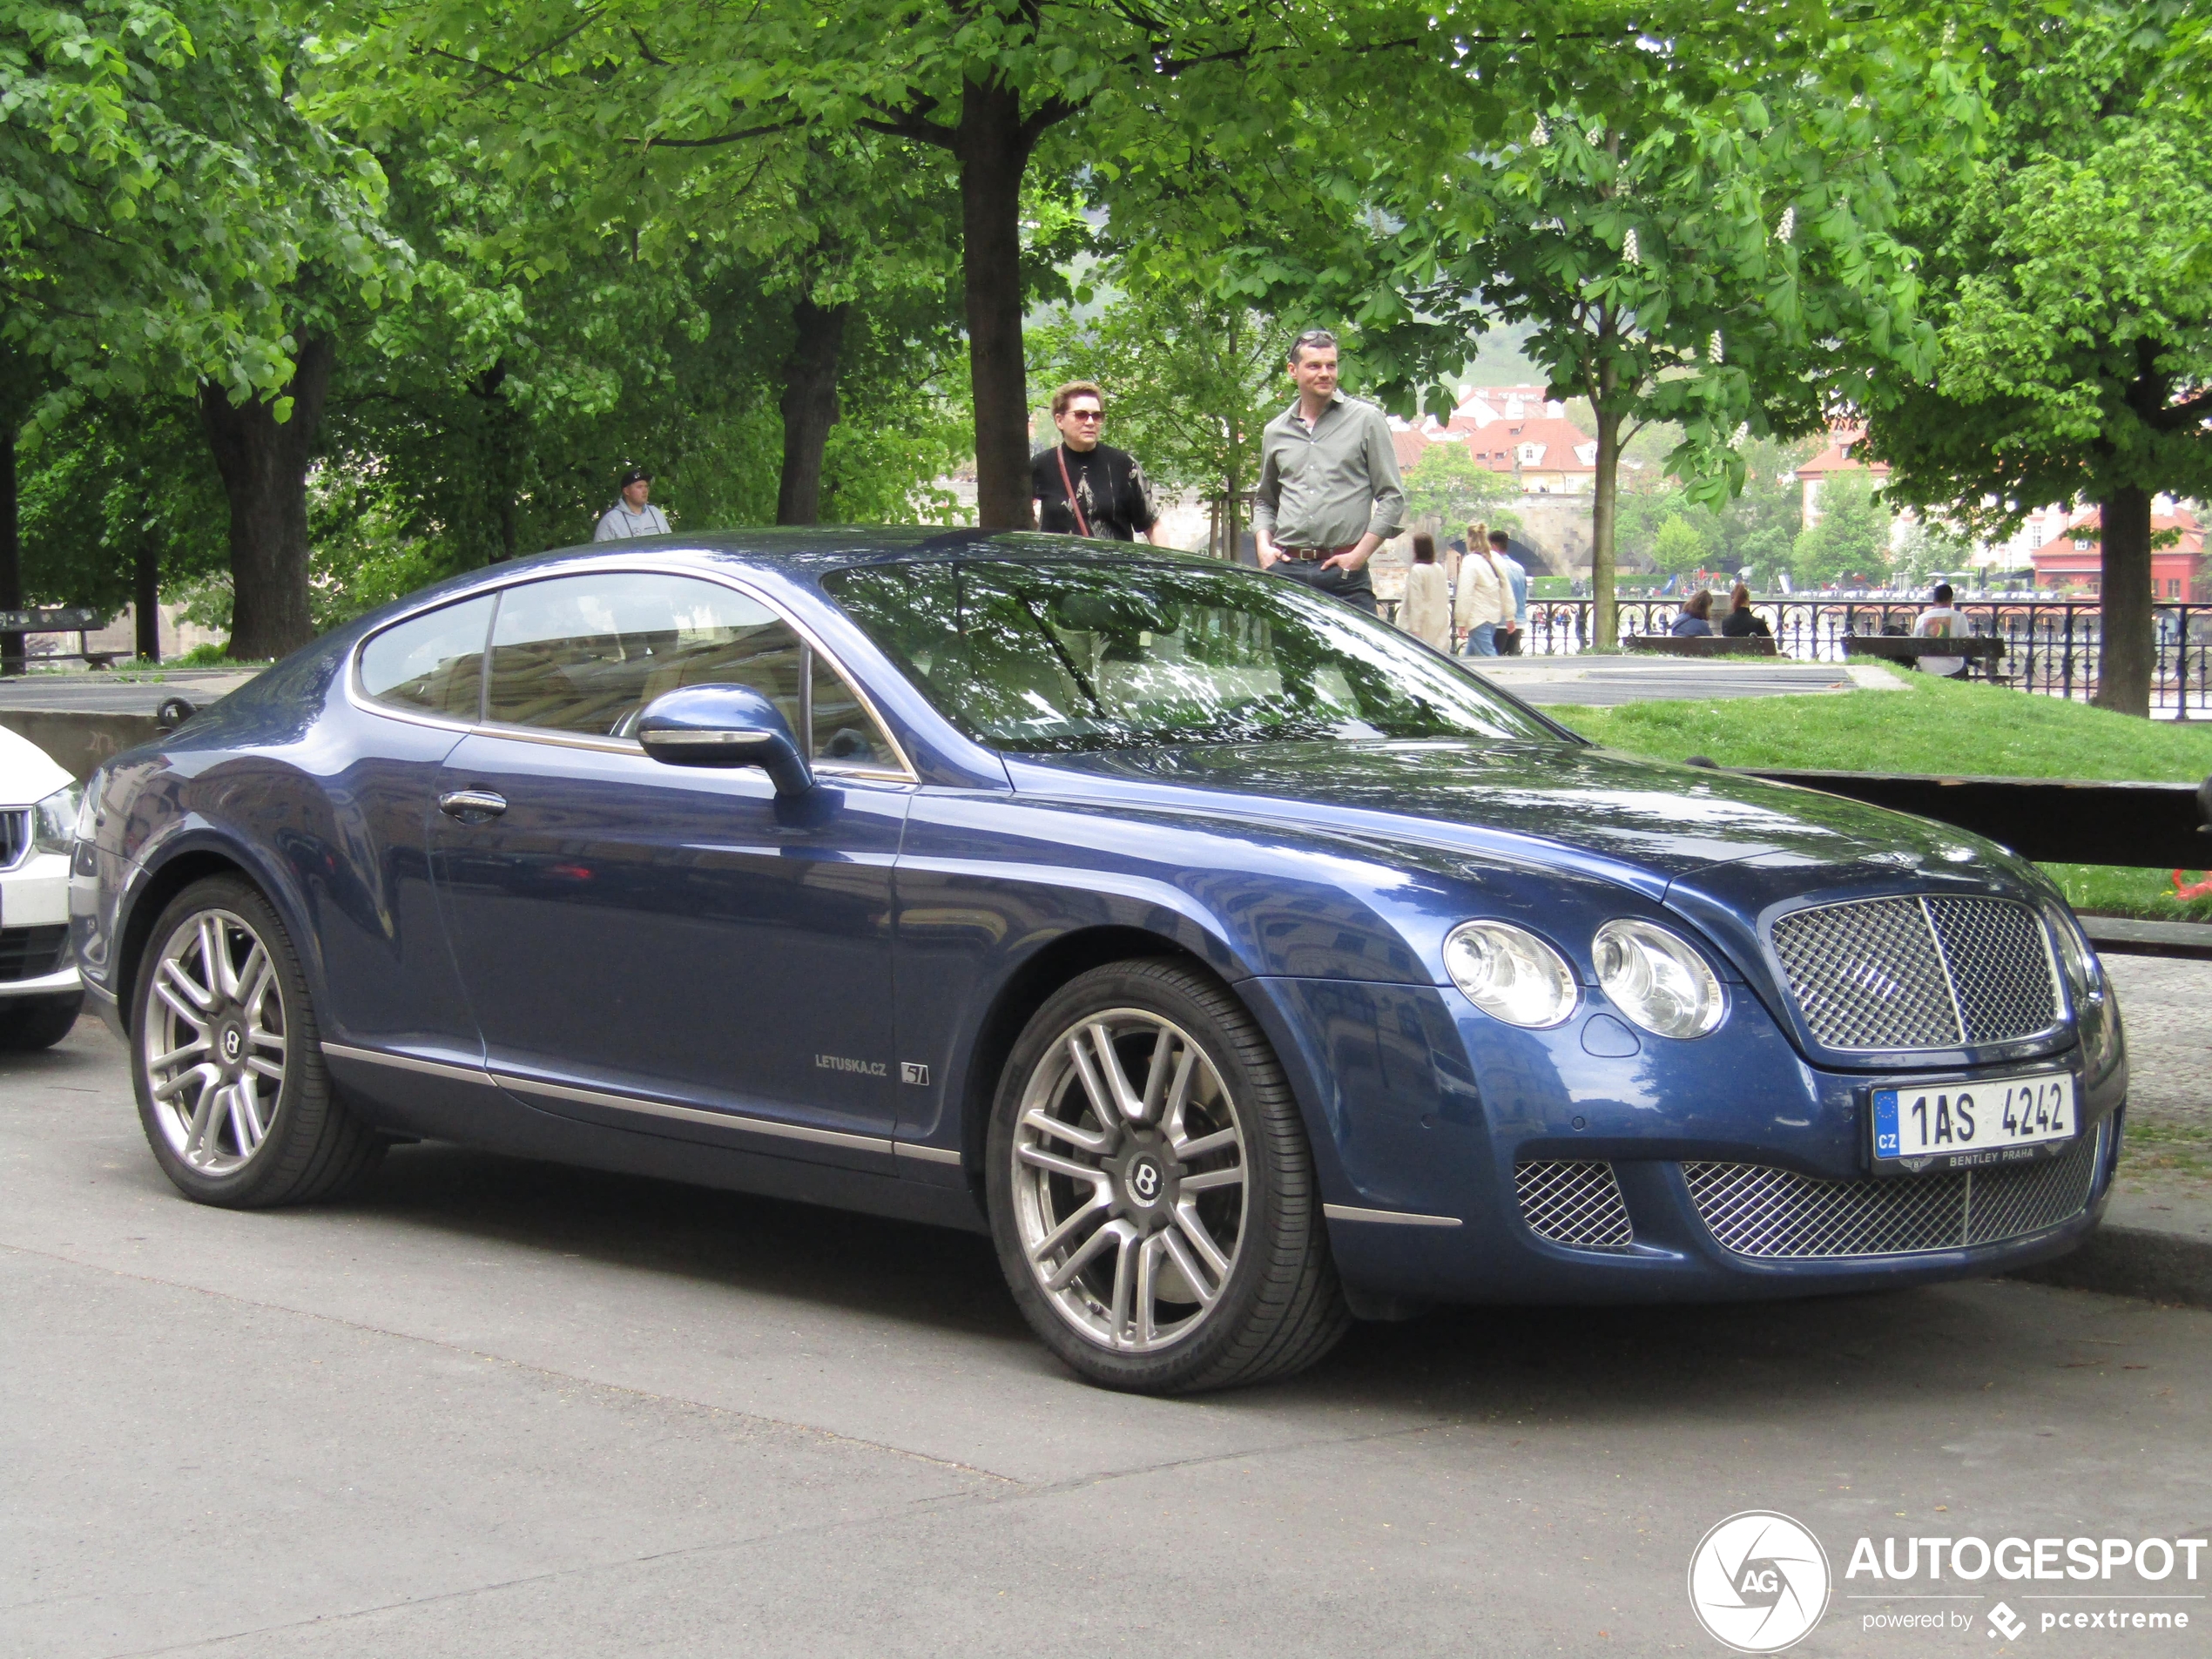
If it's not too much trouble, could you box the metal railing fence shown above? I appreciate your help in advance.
[1517,597,2212,715]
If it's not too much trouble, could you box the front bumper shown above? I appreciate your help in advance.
[0,850,79,1000]
[1243,975,2123,1308]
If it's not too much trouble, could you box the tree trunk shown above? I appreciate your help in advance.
[134,536,161,663]
[471,361,521,563]
[0,416,21,675]
[955,79,1035,531]
[2094,486,2154,717]
[777,299,851,525]
[1590,379,1622,651]
[199,335,334,659]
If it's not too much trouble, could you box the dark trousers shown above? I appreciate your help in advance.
[1271,560,1379,615]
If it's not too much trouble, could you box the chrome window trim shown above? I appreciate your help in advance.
[346,559,918,783]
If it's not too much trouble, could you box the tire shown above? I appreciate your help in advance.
[986,958,1349,1393]
[129,875,382,1208]
[0,991,83,1051]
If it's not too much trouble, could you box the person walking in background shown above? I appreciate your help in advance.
[1670,589,1716,637]
[1454,523,1513,656]
[1398,533,1452,651]
[1031,381,1163,543]
[1487,526,1527,654]
[1720,583,1771,638]
[594,467,671,540]
[1913,582,1969,678]
[1252,329,1405,615]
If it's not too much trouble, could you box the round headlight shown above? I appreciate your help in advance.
[1592,919,1726,1038]
[1444,921,1579,1028]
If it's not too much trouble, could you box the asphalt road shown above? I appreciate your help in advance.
[5,1019,2209,1659]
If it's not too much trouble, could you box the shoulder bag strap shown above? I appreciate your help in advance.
[1055,447,1093,538]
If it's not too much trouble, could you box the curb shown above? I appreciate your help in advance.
[2007,1224,2212,1311]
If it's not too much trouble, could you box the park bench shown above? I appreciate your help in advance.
[1841,632,2006,680]
[0,608,122,670]
[1624,634,1781,658]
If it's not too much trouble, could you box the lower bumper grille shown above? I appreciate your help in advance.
[1684,1126,2105,1260]
[0,925,68,982]
[1516,1160,1634,1249]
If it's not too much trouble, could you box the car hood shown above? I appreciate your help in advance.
[1008,740,2005,887]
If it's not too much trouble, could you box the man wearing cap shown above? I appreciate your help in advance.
[594,468,671,540]
[1251,329,1405,615]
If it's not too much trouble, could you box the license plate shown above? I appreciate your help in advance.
[1871,1071,2077,1172]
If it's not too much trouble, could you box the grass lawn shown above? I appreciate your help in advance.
[1558,671,2212,921]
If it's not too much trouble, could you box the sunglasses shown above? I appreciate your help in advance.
[1066,408,1104,421]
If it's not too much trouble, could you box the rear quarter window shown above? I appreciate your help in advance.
[358,597,496,719]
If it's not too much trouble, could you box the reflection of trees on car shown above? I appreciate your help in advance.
[825,561,1558,753]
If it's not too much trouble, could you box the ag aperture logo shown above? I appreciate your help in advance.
[1688,1511,1832,1653]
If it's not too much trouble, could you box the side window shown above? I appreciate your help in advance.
[811,651,892,767]
[485,573,804,738]
[359,596,495,720]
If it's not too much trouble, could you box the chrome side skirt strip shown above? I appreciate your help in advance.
[494,1071,893,1155]
[1323,1203,1463,1229]
[325,1041,965,1166]
[894,1142,964,1167]
[321,1042,496,1087]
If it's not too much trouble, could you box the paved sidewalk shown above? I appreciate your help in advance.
[0,667,260,713]
[1480,655,1898,707]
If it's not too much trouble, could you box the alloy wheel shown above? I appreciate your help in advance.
[142,908,289,1176]
[1009,1008,1248,1353]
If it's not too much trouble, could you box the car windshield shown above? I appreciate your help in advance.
[821,557,1564,753]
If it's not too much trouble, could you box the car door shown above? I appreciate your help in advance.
[428,570,914,1163]
[320,591,496,1072]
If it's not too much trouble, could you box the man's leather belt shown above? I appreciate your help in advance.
[1280,543,1362,562]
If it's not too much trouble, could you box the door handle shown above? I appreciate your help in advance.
[438,789,508,822]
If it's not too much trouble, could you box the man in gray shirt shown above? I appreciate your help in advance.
[594,467,671,540]
[1251,329,1406,614]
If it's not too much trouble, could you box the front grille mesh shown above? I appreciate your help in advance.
[1771,895,2059,1051]
[1684,1125,2103,1259]
[0,809,27,870]
[1516,1160,1634,1249]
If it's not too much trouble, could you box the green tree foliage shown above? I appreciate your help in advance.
[1790,470,1893,588]
[336,0,1534,531]
[1649,516,1710,577]
[2,0,400,403]
[1864,14,2212,714]
[1399,443,1516,536]
[1280,11,1960,646]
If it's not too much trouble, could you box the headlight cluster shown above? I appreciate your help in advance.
[1592,919,1727,1038]
[2043,900,2120,1079]
[1443,921,1579,1028]
[1444,916,1727,1038]
[31,783,81,856]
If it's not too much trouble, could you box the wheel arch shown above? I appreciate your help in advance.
[114,839,309,1023]
[954,924,1253,1197]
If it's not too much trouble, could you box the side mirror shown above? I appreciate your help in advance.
[635,684,813,795]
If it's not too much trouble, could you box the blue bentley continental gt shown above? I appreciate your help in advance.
[71,534,2127,1392]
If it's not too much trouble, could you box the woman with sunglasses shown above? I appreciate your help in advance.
[1031,381,1163,543]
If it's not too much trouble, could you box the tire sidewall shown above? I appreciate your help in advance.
[985,960,1301,1392]
[130,876,323,1206]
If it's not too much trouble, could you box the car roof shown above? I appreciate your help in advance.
[489,529,1224,584]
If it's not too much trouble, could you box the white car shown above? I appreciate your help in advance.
[0,725,82,1048]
